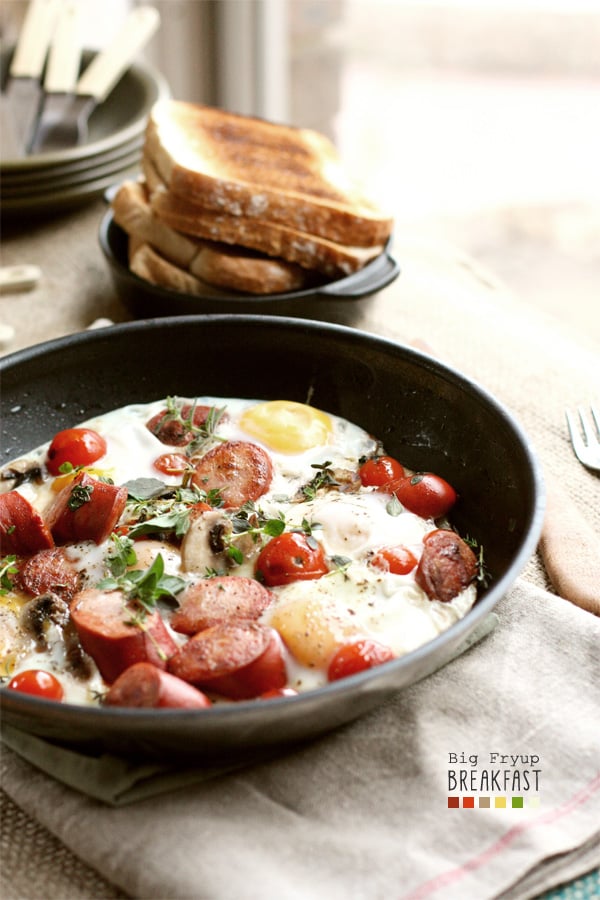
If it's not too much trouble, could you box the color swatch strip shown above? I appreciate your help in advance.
[448,796,541,808]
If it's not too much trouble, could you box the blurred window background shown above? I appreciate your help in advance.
[2,0,599,342]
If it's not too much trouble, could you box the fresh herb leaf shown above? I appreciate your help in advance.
[386,495,403,517]
[330,555,352,573]
[128,509,192,539]
[300,461,339,501]
[97,553,186,614]
[68,483,93,510]
[124,477,171,501]
[0,555,18,594]
[106,533,137,577]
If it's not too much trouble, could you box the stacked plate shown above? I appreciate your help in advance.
[0,50,169,217]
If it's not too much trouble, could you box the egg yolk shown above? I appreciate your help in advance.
[239,400,333,454]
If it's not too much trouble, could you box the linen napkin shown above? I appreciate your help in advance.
[2,578,599,900]
[0,614,498,806]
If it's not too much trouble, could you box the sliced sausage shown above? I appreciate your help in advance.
[70,588,178,683]
[46,472,128,545]
[171,576,274,634]
[192,441,273,509]
[146,404,225,446]
[16,547,81,602]
[415,529,477,603]
[0,491,54,556]
[104,662,212,709]
[168,621,286,700]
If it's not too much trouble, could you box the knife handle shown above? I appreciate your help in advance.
[10,0,61,78]
[75,5,160,102]
[44,0,81,93]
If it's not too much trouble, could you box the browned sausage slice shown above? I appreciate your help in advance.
[191,441,273,509]
[46,472,128,545]
[0,491,54,556]
[70,588,178,683]
[171,576,274,634]
[415,529,477,603]
[104,662,212,709]
[168,621,286,699]
[16,547,81,602]
[146,404,226,446]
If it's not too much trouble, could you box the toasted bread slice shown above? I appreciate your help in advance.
[114,179,307,294]
[190,243,307,295]
[113,179,200,269]
[129,241,214,297]
[144,160,384,278]
[145,100,393,247]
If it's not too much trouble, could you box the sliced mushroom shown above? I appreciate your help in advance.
[20,592,93,679]
[1,459,44,489]
[180,509,259,574]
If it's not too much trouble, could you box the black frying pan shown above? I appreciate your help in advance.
[0,316,544,761]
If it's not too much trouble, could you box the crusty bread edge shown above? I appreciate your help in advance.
[144,161,383,277]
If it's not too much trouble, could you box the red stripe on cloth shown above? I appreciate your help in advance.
[403,772,600,900]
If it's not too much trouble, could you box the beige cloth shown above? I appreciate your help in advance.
[1,202,599,899]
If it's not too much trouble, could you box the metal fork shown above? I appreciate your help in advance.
[565,404,600,473]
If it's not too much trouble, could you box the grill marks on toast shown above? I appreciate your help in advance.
[113,101,393,296]
[145,101,393,247]
[151,103,363,206]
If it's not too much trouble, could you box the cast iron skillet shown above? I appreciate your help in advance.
[0,316,545,762]
[99,209,401,326]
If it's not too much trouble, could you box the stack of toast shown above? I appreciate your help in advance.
[112,100,394,297]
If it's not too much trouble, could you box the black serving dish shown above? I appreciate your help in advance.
[0,316,544,761]
[99,209,401,326]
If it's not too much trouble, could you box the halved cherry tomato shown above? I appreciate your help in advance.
[7,669,64,701]
[256,532,329,586]
[260,687,299,700]
[153,453,190,476]
[328,640,395,682]
[370,546,418,575]
[46,428,107,476]
[388,473,457,519]
[359,455,405,489]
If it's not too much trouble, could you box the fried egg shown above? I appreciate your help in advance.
[0,396,478,704]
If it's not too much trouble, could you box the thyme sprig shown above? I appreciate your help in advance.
[158,397,227,458]
[464,534,491,588]
[300,461,339,501]
[97,553,186,615]
[122,482,221,539]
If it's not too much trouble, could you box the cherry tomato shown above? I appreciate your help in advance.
[153,453,190,476]
[46,428,107,476]
[359,455,405,489]
[256,532,329,586]
[328,640,395,682]
[7,669,64,701]
[260,687,299,700]
[389,473,457,519]
[370,545,418,575]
